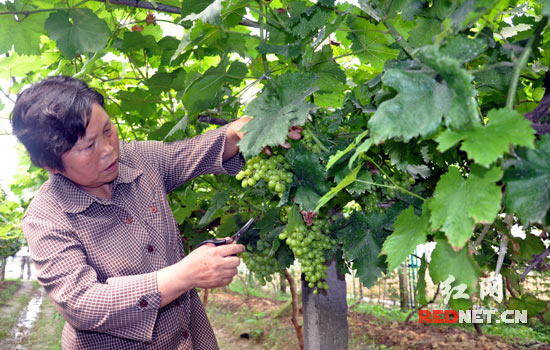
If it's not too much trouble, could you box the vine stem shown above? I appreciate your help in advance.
[304,124,329,153]
[355,180,425,201]
[506,15,549,109]
[381,19,414,59]
[258,0,270,77]
[362,155,425,201]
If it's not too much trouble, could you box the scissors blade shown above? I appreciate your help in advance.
[230,218,255,243]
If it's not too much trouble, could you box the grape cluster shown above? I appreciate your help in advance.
[242,238,280,286]
[235,155,293,196]
[301,129,322,153]
[278,218,334,293]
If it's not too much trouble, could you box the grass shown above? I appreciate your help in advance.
[229,277,291,302]
[0,279,21,306]
[27,295,64,350]
[0,279,35,340]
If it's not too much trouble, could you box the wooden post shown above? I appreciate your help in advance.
[302,256,348,350]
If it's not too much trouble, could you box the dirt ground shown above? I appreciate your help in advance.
[207,290,550,350]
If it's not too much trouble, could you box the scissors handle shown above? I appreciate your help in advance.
[194,238,228,249]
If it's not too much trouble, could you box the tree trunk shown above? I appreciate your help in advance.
[202,288,210,308]
[302,256,348,350]
[0,257,6,281]
[399,262,410,311]
[280,272,287,294]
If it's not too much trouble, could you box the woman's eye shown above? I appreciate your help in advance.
[86,142,94,149]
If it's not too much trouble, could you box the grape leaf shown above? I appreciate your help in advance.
[508,294,547,318]
[436,108,535,166]
[408,18,441,47]
[339,212,385,287]
[286,147,331,212]
[381,201,432,271]
[419,45,479,130]
[0,54,44,80]
[182,0,223,25]
[503,135,550,225]
[289,6,330,39]
[347,17,400,72]
[315,166,361,212]
[45,9,111,59]
[429,165,502,248]
[198,191,230,227]
[257,42,302,58]
[429,238,481,310]
[0,10,47,55]
[441,35,485,63]
[182,59,247,115]
[238,72,319,158]
[369,69,450,143]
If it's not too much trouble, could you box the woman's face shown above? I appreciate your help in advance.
[56,103,120,196]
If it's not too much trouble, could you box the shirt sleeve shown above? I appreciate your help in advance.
[24,213,162,342]
[134,124,245,193]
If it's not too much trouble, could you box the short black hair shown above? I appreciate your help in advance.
[10,76,104,172]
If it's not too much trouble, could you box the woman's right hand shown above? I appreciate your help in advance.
[156,242,245,307]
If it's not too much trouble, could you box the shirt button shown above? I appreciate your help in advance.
[139,299,148,308]
[147,245,154,253]
[126,217,133,224]
[151,206,157,213]
[182,330,189,339]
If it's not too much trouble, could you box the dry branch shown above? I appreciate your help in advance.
[283,269,304,350]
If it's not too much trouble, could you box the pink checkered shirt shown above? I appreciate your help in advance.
[23,125,244,349]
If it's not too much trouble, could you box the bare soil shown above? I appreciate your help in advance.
[207,290,550,350]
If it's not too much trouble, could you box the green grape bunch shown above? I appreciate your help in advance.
[301,129,322,153]
[278,217,335,294]
[235,155,293,196]
[242,236,281,286]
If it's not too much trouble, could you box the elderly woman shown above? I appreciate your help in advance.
[10,76,252,349]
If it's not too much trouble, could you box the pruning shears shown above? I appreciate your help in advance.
[194,218,255,249]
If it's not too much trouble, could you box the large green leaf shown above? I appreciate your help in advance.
[508,294,547,318]
[286,146,331,212]
[429,238,481,310]
[503,135,550,225]
[182,0,223,25]
[339,212,385,287]
[418,45,479,130]
[436,108,535,166]
[347,17,400,72]
[238,72,319,158]
[182,59,247,115]
[198,191,230,227]
[429,165,502,248]
[0,10,47,55]
[0,54,44,80]
[315,165,361,212]
[45,9,111,59]
[289,5,330,39]
[369,69,450,143]
[381,201,432,271]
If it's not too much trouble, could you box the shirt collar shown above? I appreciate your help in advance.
[50,159,142,214]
